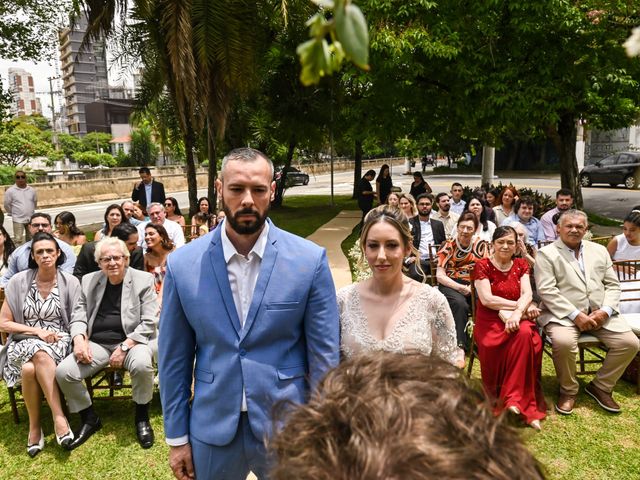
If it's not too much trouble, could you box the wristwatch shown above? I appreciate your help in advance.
[119,342,130,353]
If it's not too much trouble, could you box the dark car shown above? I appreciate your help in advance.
[579,151,640,189]
[275,166,310,187]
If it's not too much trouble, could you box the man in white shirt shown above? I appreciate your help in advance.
[407,194,446,282]
[450,182,466,215]
[432,192,460,236]
[540,188,573,241]
[136,202,185,248]
[158,148,339,480]
[3,170,37,244]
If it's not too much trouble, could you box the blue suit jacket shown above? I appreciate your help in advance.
[158,220,340,446]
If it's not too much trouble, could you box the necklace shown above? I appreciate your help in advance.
[490,255,513,272]
[455,237,472,253]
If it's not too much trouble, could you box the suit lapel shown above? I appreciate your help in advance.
[209,230,242,336]
[119,269,132,331]
[239,230,278,342]
[555,240,586,283]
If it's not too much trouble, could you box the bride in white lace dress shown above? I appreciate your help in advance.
[338,205,458,364]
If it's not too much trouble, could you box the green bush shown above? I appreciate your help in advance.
[72,151,116,167]
[0,166,36,185]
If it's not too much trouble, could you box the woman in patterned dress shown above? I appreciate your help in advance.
[143,223,175,306]
[436,212,490,365]
[0,232,81,456]
[337,205,458,365]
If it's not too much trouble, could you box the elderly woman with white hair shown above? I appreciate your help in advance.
[55,236,158,451]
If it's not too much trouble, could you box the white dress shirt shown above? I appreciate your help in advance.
[221,222,270,411]
[418,219,434,259]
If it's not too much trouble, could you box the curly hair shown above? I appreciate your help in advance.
[270,352,545,480]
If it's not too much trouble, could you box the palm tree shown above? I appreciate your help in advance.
[76,0,278,214]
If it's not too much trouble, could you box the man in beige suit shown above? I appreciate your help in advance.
[535,209,639,415]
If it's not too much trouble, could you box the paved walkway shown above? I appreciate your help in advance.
[306,210,361,290]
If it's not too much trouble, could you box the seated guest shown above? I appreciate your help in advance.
[501,196,545,246]
[191,212,212,238]
[0,225,16,277]
[472,188,497,224]
[486,187,501,208]
[270,352,545,480]
[513,223,536,267]
[386,191,400,208]
[121,200,143,226]
[540,189,573,241]
[432,192,459,237]
[0,232,81,455]
[473,226,546,430]
[94,204,126,241]
[449,182,466,215]
[54,211,87,255]
[73,223,144,280]
[163,197,186,227]
[535,209,640,415]
[56,237,158,450]
[455,196,496,242]
[136,202,185,248]
[436,212,490,363]
[397,193,418,220]
[493,186,518,225]
[338,206,457,363]
[607,209,640,314]
[0,213,76,288]
[406,194,446,282]
[144,223,175,303]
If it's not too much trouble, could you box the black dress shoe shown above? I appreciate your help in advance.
[68,418,102,450]
[136,420,154,449]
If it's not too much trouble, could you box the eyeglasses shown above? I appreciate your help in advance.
[164,203,173,207]
[34,248,56,256]
[15,175,26,179]
[99,255,126,264]
[30,223,50,229]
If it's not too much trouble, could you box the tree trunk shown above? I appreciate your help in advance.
[547,114,583,209]
[207,120,218,210]
[184,126,199,217]
[352,138,363,199]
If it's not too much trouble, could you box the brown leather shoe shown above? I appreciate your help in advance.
[555,393,576,415]
[585,382,621,413]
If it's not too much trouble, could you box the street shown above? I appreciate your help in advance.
[9,166,640,235]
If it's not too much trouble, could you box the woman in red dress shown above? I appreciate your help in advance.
[473,226,547,430]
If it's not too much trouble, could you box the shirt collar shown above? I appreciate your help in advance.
[560,239,583,254]
[221,221,270,264]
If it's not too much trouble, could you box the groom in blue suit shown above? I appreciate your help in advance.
[158,148,340,480]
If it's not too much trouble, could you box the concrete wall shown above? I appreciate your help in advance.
[1,157,406,208]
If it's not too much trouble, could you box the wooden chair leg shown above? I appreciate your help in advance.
[466,335,476,377]
[8,386,20,424]
[578,346,585,374]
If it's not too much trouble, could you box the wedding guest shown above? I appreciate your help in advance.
[94,204,125,241]
[409,172,432,199]
[398,193,418,220]
[493,186,518,225]
[164,197,186,228]
[54,211,87,256]
[607,209,640,314]
[375,164,393,205]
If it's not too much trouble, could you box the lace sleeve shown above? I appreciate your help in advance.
[429,289,459,365]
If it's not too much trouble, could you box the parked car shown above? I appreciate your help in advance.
[275,166,310,187]
[579,151,640,189]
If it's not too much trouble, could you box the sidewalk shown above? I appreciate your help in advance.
[306,210,360,290]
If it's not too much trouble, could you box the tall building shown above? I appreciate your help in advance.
[58,15,109,136]
[7,68,43,117]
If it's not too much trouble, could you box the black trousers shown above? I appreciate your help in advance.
[405,259,432,283]
[438,284,472,351]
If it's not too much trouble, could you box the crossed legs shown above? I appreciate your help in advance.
[22,351,71,443]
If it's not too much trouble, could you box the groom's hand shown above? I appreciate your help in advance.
[169,443,195,480]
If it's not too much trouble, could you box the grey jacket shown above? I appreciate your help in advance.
[0,269,81,371]
[71,268,158,345]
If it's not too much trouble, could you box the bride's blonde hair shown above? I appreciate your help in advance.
[359,205,425,281]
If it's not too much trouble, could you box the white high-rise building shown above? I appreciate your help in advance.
[8,68,43,117]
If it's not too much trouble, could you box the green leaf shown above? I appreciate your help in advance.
[334,3,369,69]
[297,38,330,86]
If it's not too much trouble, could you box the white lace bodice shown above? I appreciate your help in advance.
[337,282,458,365]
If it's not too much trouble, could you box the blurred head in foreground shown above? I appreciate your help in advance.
[270,352,544,480]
